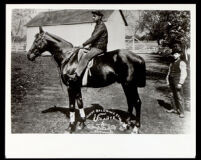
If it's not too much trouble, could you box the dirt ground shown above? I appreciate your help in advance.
[10,51,191,134]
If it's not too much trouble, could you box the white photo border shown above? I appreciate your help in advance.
[6,4,196,158]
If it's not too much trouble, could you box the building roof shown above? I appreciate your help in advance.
[26,9,128,27]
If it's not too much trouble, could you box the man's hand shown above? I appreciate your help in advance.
[176,83,182,90]
[166,76,169,85]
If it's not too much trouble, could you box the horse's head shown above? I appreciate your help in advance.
[27,26,48,61]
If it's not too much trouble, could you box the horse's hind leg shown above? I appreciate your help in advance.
[122,83,141,133]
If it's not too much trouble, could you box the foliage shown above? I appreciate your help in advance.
[137,10,190,50]
[11,9,57,43]
[123,10,142,35]
[12,9,36,42]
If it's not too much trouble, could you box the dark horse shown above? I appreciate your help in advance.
[27,26,146,133]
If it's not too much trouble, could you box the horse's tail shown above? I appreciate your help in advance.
[135,59,146,87]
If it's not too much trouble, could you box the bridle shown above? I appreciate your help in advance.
[31,32,47,57]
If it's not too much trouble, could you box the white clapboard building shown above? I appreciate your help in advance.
[26,9,128,52]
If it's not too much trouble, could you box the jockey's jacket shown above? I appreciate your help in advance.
[83,21,108,51]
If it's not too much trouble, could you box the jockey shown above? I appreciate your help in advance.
[68,10,108,82]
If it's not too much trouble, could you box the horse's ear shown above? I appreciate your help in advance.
[39,26,44,34]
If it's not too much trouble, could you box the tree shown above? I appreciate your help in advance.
[11,9,38,43]
[137,10,190,50]
[12,9,57,43]
[123,10,142,36]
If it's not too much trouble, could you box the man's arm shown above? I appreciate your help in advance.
[178,61,187,85]
[166,64,171,85]
[83,24,105,46]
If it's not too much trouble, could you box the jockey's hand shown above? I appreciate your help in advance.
[77,45,84,49]
[85,44,91,49]
[84,46,91,50]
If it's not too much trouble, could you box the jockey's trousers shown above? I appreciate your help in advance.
[75,47,103,77]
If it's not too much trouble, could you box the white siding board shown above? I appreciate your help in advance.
[106,11,125,51]
[26,11,126,53]
[26,23,95,51]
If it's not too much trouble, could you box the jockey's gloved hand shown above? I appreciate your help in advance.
[84,45,91,50]
[77,44,84,49]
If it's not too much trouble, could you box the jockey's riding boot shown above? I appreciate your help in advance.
[179,113,184,118]
[178,109,185,118]
[68,73,79,83]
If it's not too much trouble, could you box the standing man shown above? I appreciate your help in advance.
[69,10,108,82]
[166,43,188,118]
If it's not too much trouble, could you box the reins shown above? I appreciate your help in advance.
[61,48,79,68]
[51,47,80,94]
[50,55,67,96]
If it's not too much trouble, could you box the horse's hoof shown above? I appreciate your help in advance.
[126,124,131,130]
[77,122,86,130]
[67,123,76,133]
[132,126,139,134]
[119,122,129,131]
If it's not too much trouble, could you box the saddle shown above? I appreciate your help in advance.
[77,48,105,86]
[62,48,105,86]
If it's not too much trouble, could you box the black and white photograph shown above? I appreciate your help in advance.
[6,4,196,158]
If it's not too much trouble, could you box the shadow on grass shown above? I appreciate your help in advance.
[146,70,167,80]
[41,103,136,124]
[151,52,171,64]
[156,85,170,94]
[157,99,173,110]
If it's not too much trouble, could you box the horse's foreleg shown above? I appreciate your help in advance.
[67,87,76,133]
[75,89,86,130]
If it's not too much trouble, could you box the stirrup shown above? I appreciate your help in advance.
[68,73,76,78]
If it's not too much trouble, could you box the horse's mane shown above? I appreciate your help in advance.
[46,32,73,48]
